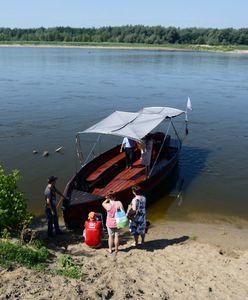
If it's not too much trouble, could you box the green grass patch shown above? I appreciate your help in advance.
[55,254,86,280]
[189,235,197,241]
[0,240,49,270]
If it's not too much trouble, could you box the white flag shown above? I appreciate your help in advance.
[187,97,192,111]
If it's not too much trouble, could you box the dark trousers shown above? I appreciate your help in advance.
[125,148,133,167]
[45,207,60,236]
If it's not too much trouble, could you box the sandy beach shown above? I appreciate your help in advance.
[1,43,248,54]
[1,220,248,300]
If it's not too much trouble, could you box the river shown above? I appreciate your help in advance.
[1,47,248,226]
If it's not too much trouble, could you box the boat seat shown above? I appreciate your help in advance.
[92,160,146,196]
[70,189,102,206]
[88,162,123,190]
[86,152,126,182]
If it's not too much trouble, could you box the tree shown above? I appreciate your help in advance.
[165,27,179,43]
[0,26,248,45]
[0,166,33,233]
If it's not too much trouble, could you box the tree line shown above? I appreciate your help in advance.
[0,25,248,45]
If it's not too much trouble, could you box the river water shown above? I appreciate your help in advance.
[1,47,248,226]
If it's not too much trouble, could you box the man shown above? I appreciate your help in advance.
[44,176,65,237]
[120,136,135,168]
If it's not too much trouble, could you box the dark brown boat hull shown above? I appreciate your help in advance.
[62,151,179,229]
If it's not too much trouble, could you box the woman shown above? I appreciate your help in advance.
[102,191,124,254]
[128,185,146,246]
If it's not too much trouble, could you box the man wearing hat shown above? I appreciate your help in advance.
[44,176,65,237]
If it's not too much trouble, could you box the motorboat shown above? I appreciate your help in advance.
[62,106,188,229]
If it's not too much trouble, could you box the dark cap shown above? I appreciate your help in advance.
[48,176,58,183]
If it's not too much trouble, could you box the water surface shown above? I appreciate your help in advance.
[1,47,248,226]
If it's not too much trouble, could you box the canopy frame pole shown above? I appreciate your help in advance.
[148,120,172,178]
[83,134,102,166]
[76,133,102,167]
[171,120,182,148]
[75,134,84,166]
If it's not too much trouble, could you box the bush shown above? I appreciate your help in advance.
[0,166,33,233]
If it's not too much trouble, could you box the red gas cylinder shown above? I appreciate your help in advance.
[84,220,102,247]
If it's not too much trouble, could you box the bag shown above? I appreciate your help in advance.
[115,210,128,229]
[126,207,137,221]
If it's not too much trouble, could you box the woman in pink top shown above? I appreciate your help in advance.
[102,191,124,254]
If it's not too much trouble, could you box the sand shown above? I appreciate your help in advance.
[1,44,248,54]
[1,220,248,300]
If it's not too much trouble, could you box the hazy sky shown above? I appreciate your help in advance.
[1,0,247,29]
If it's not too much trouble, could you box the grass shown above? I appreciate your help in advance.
[55,254,86,280]
[0,239,86,280]
[1,41,248,52]
[0,239,49,270]
[0,237,86,280]
[189,235,197,241]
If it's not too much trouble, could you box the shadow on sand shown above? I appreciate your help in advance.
[122,235,189,253]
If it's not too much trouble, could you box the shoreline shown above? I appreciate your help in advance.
[24,215,248,250]
[33,209,248,235]
[1,220,248,299]
[1,43,248,53]
[155,220,248,250]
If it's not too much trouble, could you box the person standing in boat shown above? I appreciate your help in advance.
[128,185,146,246]
[120,136,135,169]
[102,191,124,254]
[44,176,65,238]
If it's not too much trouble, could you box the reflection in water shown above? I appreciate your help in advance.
[178,146,210,191]
[147,146,211,222]
[147,167,181,221]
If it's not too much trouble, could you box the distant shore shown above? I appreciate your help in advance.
[1,42,248,53]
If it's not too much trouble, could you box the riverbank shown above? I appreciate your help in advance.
[1,42,248,53]
[1,220,248,299]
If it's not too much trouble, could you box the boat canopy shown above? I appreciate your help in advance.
[80,107,185,142]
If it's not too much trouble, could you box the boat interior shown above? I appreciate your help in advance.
[68,132,177,198]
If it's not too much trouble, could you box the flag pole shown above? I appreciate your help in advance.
[185,96,192,135]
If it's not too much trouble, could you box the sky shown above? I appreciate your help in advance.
[0,0,247,29]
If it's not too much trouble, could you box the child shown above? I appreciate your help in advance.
[84,212,102,248]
